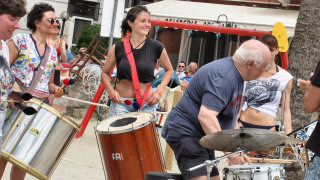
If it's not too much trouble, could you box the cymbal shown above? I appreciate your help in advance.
[200,128,305,152]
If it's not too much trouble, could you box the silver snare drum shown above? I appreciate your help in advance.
[223,163,285,180]
[1,99,80,180]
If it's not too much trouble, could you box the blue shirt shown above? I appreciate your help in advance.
[65,49,74,63]
[162,57,244,142]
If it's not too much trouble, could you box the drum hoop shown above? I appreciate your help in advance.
[1,151,48,180]
[29,99,80,131]
[224,163,281,171]
[96,112,155,134]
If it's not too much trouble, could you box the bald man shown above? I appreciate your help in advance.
[162,39,271,180]
[189,62,198,76]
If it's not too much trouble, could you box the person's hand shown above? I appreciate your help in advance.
[8,92,24,109]
[108,89,121,103]
[297,79,311,92]
[227,153,251,166]
[147,91,162,105]
[54,86,63,98]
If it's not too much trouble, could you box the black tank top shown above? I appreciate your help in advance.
[115,37,164,83]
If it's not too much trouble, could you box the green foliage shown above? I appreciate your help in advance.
[76,24,121,53]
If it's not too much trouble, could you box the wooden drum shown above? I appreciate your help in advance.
[96,112,165,180]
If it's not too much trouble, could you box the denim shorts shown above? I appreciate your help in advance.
[108,97,158,118]
[305,155,320,180]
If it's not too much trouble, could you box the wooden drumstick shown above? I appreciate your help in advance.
[61,96,108,107]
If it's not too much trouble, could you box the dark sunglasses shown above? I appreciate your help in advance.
[46,18,60,25]
[179,66,185,68]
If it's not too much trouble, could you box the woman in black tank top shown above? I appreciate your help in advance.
[101,5,173,117]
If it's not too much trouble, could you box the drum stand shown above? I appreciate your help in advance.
[187,147,245,180]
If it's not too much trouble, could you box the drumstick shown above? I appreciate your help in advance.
[12,91,33,101]
[250,157,297,164]
[14,102,37,115]
[0,100,20,103]
[61,96,108,107]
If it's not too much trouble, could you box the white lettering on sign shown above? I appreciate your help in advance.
[112,153,123,160]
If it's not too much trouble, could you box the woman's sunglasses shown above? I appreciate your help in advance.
[47,18,60,25]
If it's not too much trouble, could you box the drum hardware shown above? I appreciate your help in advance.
[200,127,305,152]
[187,147,245,180]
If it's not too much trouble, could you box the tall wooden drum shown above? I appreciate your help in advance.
[96,112,165,180]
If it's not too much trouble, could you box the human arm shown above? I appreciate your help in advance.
[304,85,320,113]
[147,49,173,105]
[281,79,293,134]
[198,105,251,165]
[59,36,67,63]
[48,68,63,97]
[101,45,120,103]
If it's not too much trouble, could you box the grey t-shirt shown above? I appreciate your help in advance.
[162,57,244,142]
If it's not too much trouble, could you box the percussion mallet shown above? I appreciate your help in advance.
[119,99,132,105]
[12,91,33,101]
[14,102,37,115]
[59,78,70,91]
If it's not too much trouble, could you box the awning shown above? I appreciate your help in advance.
[143,0,299,37]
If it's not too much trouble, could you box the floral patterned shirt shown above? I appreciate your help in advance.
[11,34,57,98]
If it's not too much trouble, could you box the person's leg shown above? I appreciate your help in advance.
[167,137,219,180]
[10,166,26,180]
[0,158,8,179]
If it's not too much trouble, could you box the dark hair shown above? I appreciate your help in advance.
[259,34,278,50]
[0,0,26,17]
[27,3,55,32]
[121,5,149,36]
[179,61,186,66]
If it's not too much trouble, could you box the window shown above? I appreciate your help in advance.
[68,0,100,21]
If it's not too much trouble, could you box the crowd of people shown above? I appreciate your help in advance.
[0,1,319,180]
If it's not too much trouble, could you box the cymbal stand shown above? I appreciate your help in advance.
[187,148,245,180]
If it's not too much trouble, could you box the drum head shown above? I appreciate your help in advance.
[96,112,154,134]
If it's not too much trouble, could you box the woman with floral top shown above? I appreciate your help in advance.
[0,3,63,180]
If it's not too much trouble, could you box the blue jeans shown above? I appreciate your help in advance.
[305,156,320,180]
[108,97,158,118]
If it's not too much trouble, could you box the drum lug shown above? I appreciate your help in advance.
[280,166,285,180]
[268,167,272,180]
[250,169,254,180]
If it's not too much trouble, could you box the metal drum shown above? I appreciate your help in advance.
[1,98,80,180]
[223,163,285,180]
[96,112,165,180]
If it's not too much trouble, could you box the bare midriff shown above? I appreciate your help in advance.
[115,79,154,99]
[239,107,276,130]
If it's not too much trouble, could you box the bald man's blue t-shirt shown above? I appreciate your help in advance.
[162,57,244,142]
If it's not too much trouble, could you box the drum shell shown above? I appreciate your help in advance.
[1,99,79,179]
[97,112,165,180]
[223,163,284,180]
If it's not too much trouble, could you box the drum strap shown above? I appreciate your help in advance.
[123,40,151,109]
[16,45,51,96]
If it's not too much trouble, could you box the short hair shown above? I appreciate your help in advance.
[233,40,264,66]
[0,0,26,17]
[121,5,149,37]
[27,3,55,32]
[179,61,186,66]
[79,47,87,53]
[259,34,278,50]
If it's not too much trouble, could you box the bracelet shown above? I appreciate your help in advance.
[155,90,162,96]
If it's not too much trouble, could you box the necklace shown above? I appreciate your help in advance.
[129,37,146,50]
